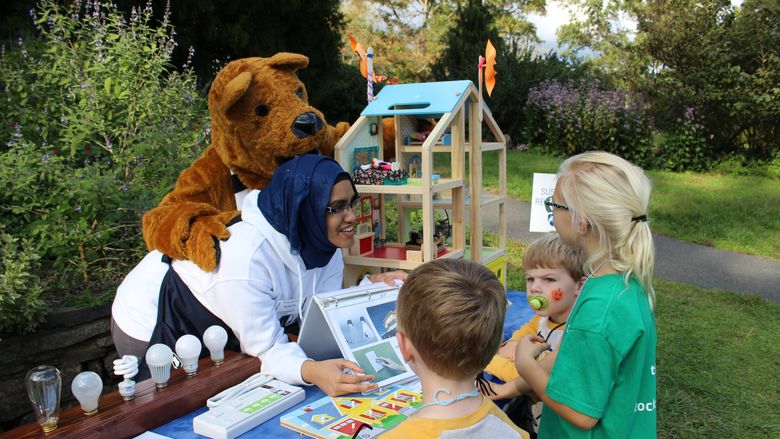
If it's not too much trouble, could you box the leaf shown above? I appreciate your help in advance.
[104,77,112,95]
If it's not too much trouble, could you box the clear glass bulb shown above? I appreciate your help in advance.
[175,334,202,376]
[145,343,173,388]
[25,365,61,433]
[71,371,102,415]
[203,325,228,365]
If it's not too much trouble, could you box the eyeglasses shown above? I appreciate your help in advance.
[544,196,570,213]
[325,195,361,215]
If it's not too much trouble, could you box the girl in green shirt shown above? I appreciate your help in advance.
[515,151,657,438]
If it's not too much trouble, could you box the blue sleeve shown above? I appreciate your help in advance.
[545,328,622,418]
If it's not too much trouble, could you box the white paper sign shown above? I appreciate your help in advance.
[529,173,558,233]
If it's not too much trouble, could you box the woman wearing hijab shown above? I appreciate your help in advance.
[111,155,405,395]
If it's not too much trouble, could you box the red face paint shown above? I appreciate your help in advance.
[551,289,564,301]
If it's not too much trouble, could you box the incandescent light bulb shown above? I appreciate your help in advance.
[71,371,102,415]
[25,365,61,433]
[175,334,202,376]
[203,325,228,365]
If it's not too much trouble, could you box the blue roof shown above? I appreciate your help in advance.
[361,80,473,117]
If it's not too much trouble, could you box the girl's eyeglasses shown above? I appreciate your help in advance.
[544,196,570,213]
[325,196,361,215]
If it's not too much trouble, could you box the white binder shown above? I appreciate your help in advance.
[298,283,415,388]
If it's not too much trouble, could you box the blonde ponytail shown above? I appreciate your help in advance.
[557,151,656,309]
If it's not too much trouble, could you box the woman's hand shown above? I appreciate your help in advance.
[497,341,519,360]
[515,334,549,371]
[300,359,378,397]
[369,270,408,286]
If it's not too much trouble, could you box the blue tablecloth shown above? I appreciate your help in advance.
[153,290,532,438]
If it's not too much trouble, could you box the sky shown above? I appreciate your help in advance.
[527,1,575,52]
[529,0,745,52]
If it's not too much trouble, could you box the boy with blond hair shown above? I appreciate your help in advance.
[383,258,529,438]
[483,233,586,436]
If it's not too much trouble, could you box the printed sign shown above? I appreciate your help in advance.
[529,173,557,233]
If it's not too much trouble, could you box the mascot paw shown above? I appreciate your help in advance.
[187,218,231,272]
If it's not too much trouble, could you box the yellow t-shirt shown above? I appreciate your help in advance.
[381,396,529,438]
[485,315,566,382]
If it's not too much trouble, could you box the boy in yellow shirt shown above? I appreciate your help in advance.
[382,258,529,438]
[483,233,586,435]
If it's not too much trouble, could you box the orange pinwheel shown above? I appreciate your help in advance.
[349,35,368,79]
[348,35,387,83]
[484,39,497,96]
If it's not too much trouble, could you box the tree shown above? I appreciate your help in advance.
[112,0,352,121]
[557,0,780,163]
[341,0,546,83]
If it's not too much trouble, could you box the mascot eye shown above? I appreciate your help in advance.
[255,105,269,116]
[295,87,304,98]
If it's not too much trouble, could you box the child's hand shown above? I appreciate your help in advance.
[484,381,522,401]
[515,334,550,371]
[369,270,408,286]
[498,341,519,360]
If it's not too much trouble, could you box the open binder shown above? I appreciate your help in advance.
[298,283,415,388]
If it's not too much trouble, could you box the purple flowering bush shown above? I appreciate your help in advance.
[524,80,654,167]
[0,1,209,332]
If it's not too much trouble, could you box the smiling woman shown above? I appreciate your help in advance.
[110,155,406,398]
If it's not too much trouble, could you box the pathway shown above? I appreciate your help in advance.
[480,197,780,304]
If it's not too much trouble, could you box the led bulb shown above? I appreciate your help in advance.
[113,355,139,401]
[145,343,173,388]
[175,334,202,376]
[25,365,61,433]
[71,371,102,415]
[203,325,228,365]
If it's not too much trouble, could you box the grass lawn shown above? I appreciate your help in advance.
[482,150,780,259]
[502,238,780,438]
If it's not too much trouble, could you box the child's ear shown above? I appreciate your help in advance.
[577,218,592,235]
[396,331,414,363]
[576,276,587,294]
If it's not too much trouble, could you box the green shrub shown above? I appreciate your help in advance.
[655,107,712,172]
[0,0,209,332]
[0,228,46,334]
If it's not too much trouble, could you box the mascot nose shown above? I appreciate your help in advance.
[292,112,324,138]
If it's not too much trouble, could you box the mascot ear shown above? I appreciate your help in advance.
[217,71,253,116]
[266,52,309,71]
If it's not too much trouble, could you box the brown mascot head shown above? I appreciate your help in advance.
[208,53,334,189]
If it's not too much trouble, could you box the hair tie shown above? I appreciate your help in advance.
[632,214,648,223]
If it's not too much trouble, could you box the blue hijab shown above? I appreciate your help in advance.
[256,155,353,269]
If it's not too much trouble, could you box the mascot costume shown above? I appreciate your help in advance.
[142,53,349,271]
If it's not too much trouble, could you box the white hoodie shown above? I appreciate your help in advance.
[112,190,344,385]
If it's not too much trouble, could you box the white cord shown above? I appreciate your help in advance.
[206,373,274,408]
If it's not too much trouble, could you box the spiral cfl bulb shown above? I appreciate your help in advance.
[528,295,550,311]
[71,371,102,416]
[203,325,228,365]
[175,334,202,376]
[113,355,139,401]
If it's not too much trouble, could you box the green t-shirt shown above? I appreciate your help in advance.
[539,274,657,439]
